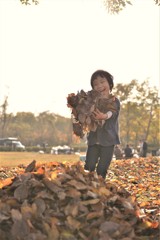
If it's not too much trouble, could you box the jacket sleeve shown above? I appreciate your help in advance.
[110,98,120,119]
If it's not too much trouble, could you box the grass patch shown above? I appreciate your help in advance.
[0,152,79,167]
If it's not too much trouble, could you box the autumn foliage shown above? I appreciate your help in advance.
[67,89,117,138]
[0,157,159,239]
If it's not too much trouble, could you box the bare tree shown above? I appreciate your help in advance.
[0,96,8,137]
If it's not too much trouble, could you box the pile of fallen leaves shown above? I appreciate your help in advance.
[0,157,159,240]
[67,89,117,138]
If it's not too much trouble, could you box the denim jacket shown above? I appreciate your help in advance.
[87,97,120,146]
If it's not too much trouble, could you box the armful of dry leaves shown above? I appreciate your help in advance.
[67,89,117,138]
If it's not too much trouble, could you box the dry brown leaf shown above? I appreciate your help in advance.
[64,203,79,217]
[67,179,87,190]
[14,183,29,201]
[0,177,13,188]
[82,198,100,205]
[98,186,112,196]
[66,187,81,198]
[100,221,120,234]
[43,177,62,193]
[86,210,103,220]
[66,215,81,230]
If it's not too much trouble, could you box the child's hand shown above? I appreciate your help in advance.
[92,109,107,120]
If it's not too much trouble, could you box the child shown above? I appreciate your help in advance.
[84,70,120,179]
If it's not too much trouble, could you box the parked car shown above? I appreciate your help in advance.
[0,137,25,151]
[11,141,25,151]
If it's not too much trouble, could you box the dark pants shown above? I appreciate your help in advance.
[142,150,147,157]
[84,144,114,179]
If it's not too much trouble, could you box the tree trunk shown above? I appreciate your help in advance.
[144,104,153,141]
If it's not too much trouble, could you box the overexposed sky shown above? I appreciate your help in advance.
[0,0,159,117]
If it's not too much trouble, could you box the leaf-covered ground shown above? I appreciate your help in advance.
[107,157,159,225]
[0,156,159,240]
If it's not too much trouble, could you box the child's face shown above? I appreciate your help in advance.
[92,76,110,95]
